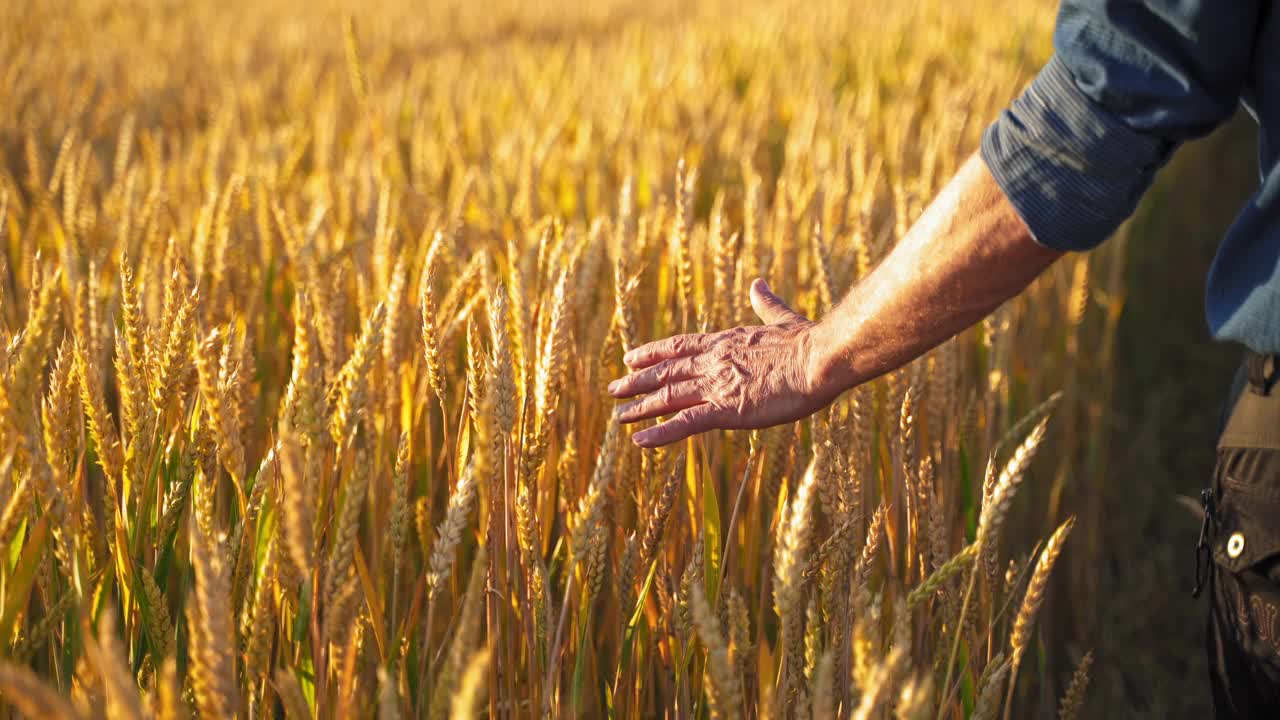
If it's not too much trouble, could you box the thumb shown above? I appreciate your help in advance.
[750,278,801,325]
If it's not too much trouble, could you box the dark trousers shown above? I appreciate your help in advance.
[1208,352,1280,718]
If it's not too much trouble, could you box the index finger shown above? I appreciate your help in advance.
[623,333,714,370]
[632,403,728,447]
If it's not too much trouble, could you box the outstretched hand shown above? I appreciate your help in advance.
[608,279,841,448]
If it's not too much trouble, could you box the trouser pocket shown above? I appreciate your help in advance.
[1207,378,1280,717]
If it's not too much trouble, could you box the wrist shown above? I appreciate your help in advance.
[803,319,861,399]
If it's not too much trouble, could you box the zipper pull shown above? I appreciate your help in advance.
[1192,488,1214,598]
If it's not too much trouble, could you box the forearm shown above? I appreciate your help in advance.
[609,151,1064,447]
[808,151,1062,394]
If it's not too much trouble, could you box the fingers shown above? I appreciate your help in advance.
[608,356,700,398]
[750,278,802,325]
[622,332,713,370]
[633,403,726,448]
[614,379,705,423]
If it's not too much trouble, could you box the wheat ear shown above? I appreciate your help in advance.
[1057,650,1093,720]
[691,580,745,718]
[1004,517,1075,720]
[187,523,240,718]
[774,457,820,707]
[427,463,478,598]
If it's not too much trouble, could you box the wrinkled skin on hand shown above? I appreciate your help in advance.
[608,278,840,448]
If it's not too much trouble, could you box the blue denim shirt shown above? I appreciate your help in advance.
[981,1,1279,353]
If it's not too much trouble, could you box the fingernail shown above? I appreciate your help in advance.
[608,380,619,393]
[623,350,637,365]
[632,430,650,446]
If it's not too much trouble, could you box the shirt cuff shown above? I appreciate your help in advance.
[980,54,1174,252]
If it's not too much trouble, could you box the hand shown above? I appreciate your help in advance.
[608,279,841,448]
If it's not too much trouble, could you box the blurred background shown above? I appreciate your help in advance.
[1090,114,1258,716]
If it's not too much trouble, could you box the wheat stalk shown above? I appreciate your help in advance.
[1058,650,1094,720]
[430,543,488,720]
[277,432,314,583]
[187,522,240,718]
[569,418,619,561]
[908,543,977,609]
[691,580,745,718]
[449,648,492,720]
[1004,517,1075,719]
[387,431,411,576]
[972,656,1011,720]
[0,661,84,719]
[427,463,479,598]
[325,437,371,612]
[85,610,146,720]
[774,457,820,709]
[329,302,386,447]
[243,538,279,684]
[978,416,1050,584]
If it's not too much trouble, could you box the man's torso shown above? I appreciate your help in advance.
[1207,2,1280,353]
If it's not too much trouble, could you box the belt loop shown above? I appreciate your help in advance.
[1246,352,1278,396]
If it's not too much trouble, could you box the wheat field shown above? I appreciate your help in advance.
[0,0,1122,717]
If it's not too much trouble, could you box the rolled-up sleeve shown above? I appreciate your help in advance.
[981,0,1261,252]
